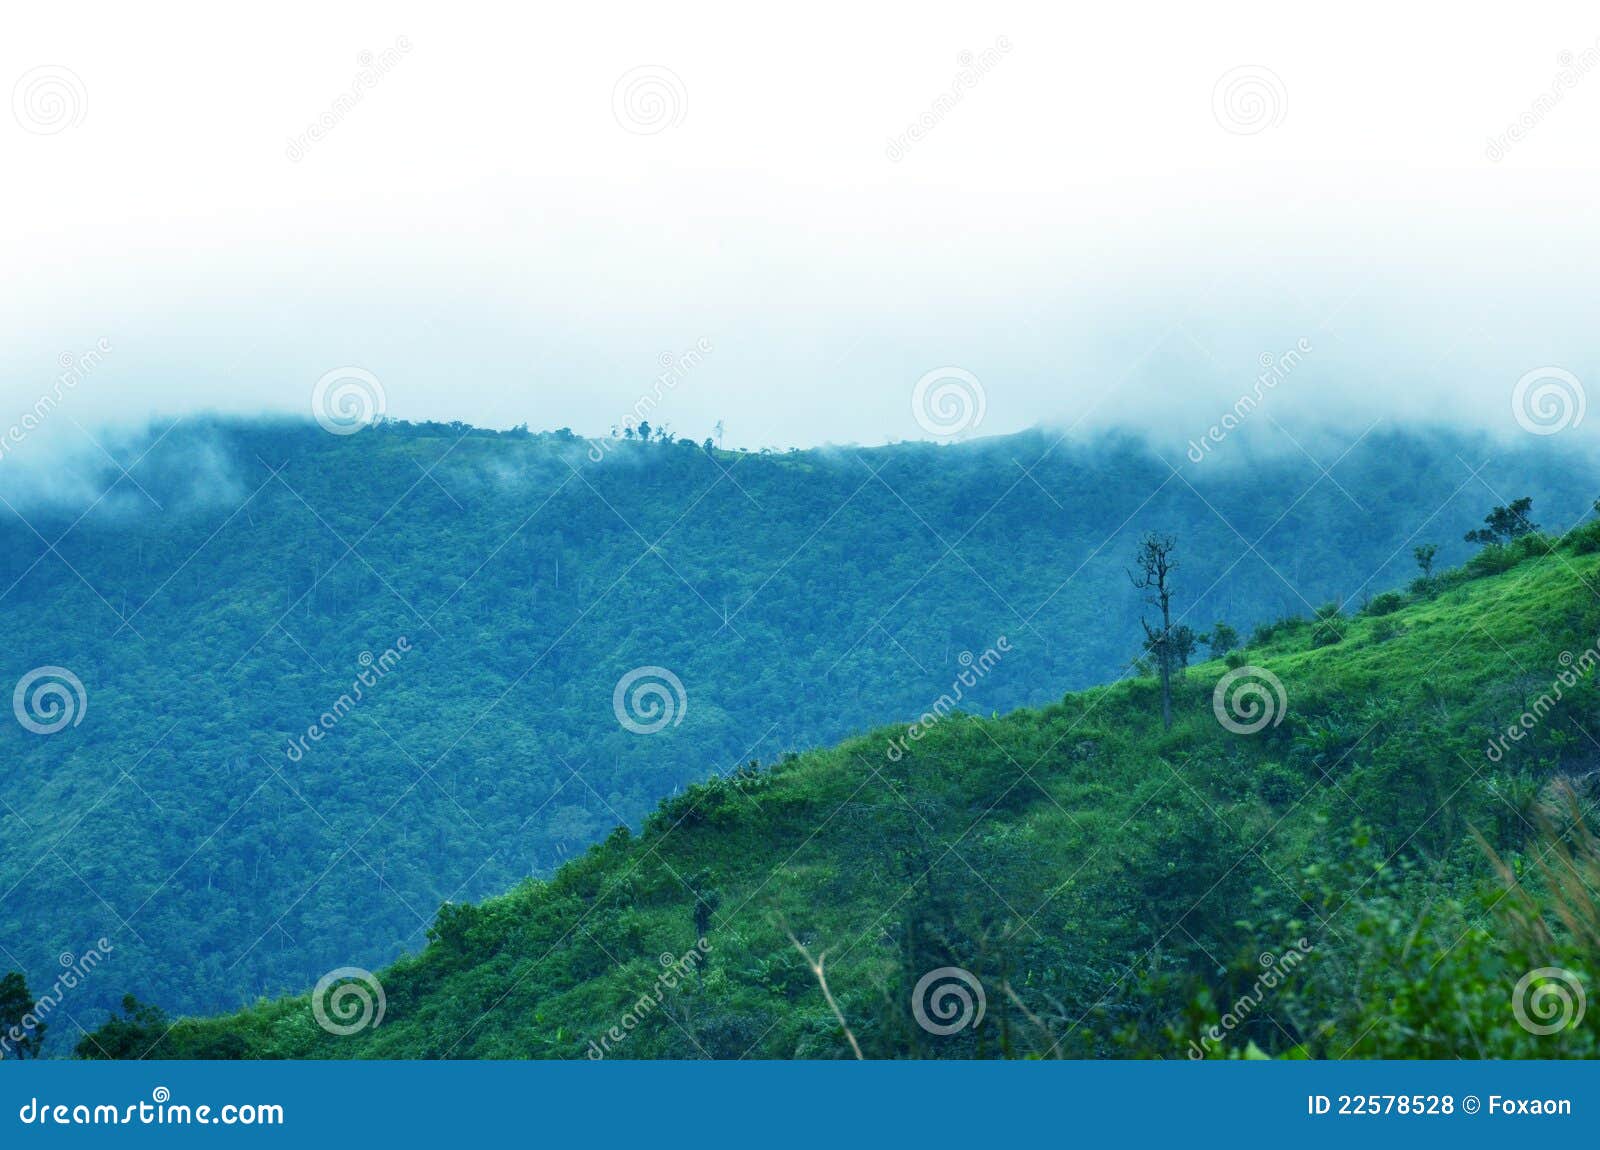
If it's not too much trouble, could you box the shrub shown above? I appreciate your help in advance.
[1206,621,1240,657]
[1251,615,1307,646]
[1311,602,1344,648]
[1363,591,1405,617]
[1256,761,1302,807]
[1461,533,1555,581]
[1511,531,1554,560]
[1464,544,1519,579]
[1564,521,1600,555]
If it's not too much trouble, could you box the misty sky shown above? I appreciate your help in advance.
[6,2,1600,457]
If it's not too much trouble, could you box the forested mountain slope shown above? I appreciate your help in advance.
[0,417,1593,1023]
[86,522,1600,1059]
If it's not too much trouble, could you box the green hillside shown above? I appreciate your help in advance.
[5,417,1592,1022]
[81,518,1600,1059]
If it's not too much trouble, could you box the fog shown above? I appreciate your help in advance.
[5,1,1599,467]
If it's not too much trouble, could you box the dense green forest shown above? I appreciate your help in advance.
[0,417,1594,1034]
[65,513,1600,1058]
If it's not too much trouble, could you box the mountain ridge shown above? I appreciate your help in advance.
[0,416,1593,1025]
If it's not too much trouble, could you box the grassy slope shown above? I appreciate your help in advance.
[122,534,1600,1059]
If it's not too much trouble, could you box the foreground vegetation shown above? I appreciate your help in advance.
[70,513,1600,1058]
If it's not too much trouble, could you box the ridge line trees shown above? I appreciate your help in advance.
[1465,497,1538,547]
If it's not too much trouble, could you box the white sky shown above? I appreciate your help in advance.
[5,1,1600,450]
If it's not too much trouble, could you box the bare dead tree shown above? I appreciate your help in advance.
[1130,532,1178,730]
